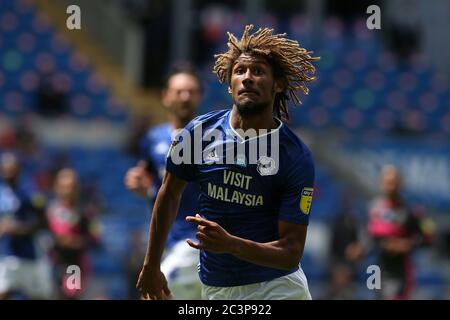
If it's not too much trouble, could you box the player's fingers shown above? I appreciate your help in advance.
[186,216,214,227]
[125,180,139,191]
[197,225,210,233]
[195,214,220,229]
[125,170,140,184]
[186,239,204,250]
[163,284,172,298]
[155,290,166,300]
[125,167,134,176]
[185,215,204,223]
[125,174,137,185]
[124,171,135,185]
[132,167,144,177]
[136,274,145,289]
[196,232,211,243]
[127,167,140,177]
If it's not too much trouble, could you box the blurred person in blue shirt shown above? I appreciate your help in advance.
[124,65,203,299]
[0,152,53,299]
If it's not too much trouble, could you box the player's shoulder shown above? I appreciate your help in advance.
[186,109,229,130]
[143,122,171,143]
[195,109,229,122]
[17,182,45,205]
[279,124,313,161]
[147,122,171,137]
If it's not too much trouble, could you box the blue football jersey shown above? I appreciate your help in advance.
[140,123,200,248]
[0,181,41,259]
[166,110,315,286]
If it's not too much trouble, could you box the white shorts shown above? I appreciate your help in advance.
[202,267,312,300]
[160,240,201,300]
[0,255,54,299]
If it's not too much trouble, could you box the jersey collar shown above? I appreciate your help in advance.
[226,109,283,143]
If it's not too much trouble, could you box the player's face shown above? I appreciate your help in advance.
[229,53,282,117]
[0,155,19,183]
[163,73,201,122]
[380,167,401,197]
[55,170,79,200]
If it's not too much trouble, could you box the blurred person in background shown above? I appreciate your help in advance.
[325,194,363,299]
[124,65,203,299]
[46,168,100,299]
[35,72,68,117]
[367,165,435,300]
[125,228,147,300]
[0,152,52,299]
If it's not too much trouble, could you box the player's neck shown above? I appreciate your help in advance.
[4,179,17,189]
[60,197,76,207]
[231,105,278,133]
[169,114,191,130]
[385,194,402,206]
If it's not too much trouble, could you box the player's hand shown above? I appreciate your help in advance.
[56,234,85,250]
[124,161,153,198]
[0,217,21,236]
[186,214,236,254]
[345,242,363,262]
[382,238,413,254]
[136,266,172,300]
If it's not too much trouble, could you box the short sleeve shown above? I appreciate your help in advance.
[165,121,197,182]
[278,152,315,225]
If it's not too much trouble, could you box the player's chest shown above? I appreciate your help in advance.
[376,206,409,225]
[196,163,281,202]
[0,185,22,216]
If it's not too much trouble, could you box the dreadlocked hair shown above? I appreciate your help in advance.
[213,24,319,121]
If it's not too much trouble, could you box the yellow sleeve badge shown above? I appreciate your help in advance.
[300,187,314,215]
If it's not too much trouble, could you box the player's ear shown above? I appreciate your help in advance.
[274,79,284,94]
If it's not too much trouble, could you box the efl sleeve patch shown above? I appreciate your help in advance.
[300,187,314,215]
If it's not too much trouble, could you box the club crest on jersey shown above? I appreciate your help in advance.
[204,149,220,164]
[300,187,313,215]
[256,156,277,176]
[235,153,246,167]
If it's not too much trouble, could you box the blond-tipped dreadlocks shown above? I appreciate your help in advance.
[213,24,319,121]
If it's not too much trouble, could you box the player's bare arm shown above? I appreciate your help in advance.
[381,237,414,254]
[0,218,33,236]
[136,171,187,299]
[0,213,42,237]
[186,215,307,271]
